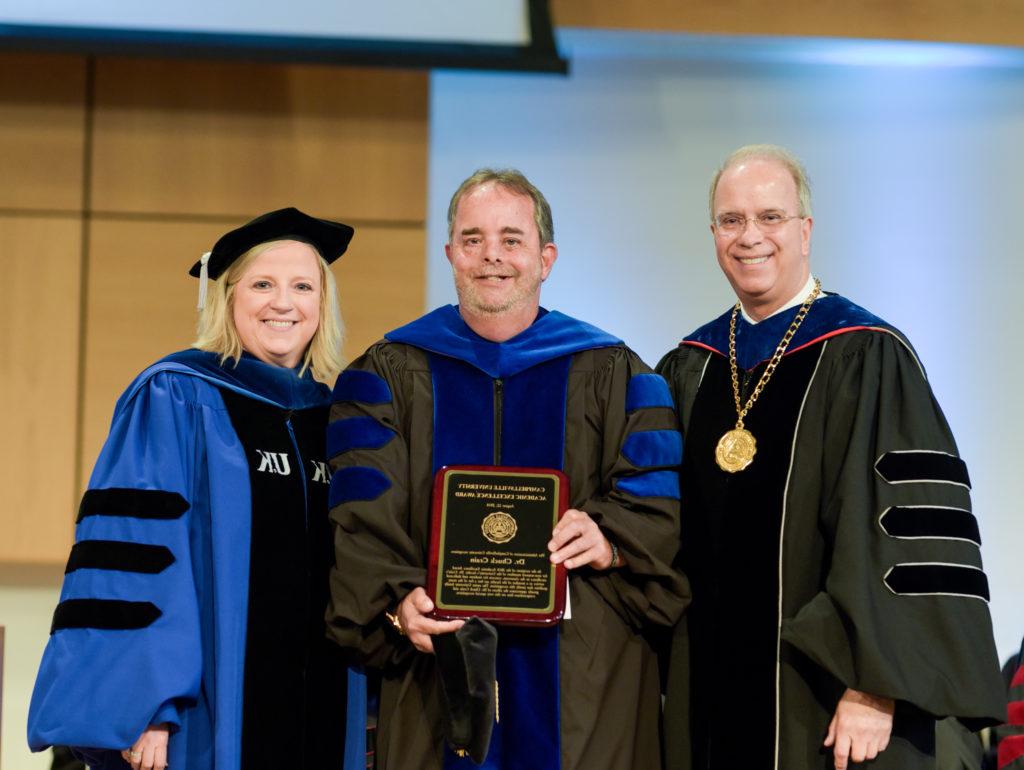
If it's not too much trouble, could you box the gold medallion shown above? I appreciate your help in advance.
[715,427,757,473]
[719,279,821,472]
[481,511,518,544]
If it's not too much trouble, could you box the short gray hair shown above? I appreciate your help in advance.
[709,144,812,220]
[447,168,554,246]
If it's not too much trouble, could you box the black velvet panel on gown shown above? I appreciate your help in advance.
[681,345,821,770]
[220,391,347,770]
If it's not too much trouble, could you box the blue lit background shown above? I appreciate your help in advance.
[428,29,1024,660]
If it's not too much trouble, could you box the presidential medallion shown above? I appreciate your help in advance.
[715,427,757,472]
[718,279,822,472]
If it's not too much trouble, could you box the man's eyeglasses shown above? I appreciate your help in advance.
[713,212,802,234]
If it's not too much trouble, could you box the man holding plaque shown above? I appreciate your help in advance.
[657,144,1006,770]
[326,168,689,769]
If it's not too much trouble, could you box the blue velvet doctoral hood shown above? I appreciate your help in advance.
[386,305,622,378]
[683,292,899,371]
[136,349,330,409]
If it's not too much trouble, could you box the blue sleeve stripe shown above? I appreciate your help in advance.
[329,466,392,507]
[327,417,396,457]
[333,370,393,405]
[622,430,683,468]
[51,599,162,632]
[615,470,680,500]
[625,373,674,412]
[77,488,189,523]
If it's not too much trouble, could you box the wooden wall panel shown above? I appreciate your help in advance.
[90,58,428,221]
[1,55,430,560]
[0,53,86,212]
[0,215,81,563]
[334,225,426,360]
[551,0,1024,47]
[80,218,236,477]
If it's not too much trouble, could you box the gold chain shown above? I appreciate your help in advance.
[728,278,821,429]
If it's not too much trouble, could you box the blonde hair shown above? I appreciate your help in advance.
[709,144,813,220]
[193,239,345,383]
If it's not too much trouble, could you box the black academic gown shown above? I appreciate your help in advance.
[658,293,1006,770]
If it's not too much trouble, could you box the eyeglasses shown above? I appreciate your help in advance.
[713,212,802,234]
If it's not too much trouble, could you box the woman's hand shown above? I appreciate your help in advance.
[122,724,170,770]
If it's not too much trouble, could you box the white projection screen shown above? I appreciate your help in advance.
[0,0,565,72]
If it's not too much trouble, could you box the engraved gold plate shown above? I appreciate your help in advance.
[481,511,518,544]
[715,427,757,473]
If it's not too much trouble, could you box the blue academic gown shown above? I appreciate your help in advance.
[29,350,362,770]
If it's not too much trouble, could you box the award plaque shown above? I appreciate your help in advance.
[427,465,568,626]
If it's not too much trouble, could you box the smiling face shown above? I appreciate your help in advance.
[231,240,322,368]
[445,181,557,327]
[712,157,813,319]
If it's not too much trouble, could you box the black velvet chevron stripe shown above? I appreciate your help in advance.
[51,599,162,633]
[884,564,989,601]
[65,540,176,575]
[875,451,971,487]
[77,488,189,523]
[879,506,981,545]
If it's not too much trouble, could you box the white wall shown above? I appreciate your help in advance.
[428,30,1024,661]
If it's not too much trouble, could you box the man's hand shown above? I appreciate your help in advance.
[823,688,895,769]
[396,586,464,654]
[548,509,624,570]
[121,724,170,770]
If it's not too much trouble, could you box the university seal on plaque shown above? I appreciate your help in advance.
[481,511,518,544]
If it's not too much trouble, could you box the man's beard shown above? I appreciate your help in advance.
[454,270,542,316]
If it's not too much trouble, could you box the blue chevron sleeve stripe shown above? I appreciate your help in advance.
[332,370,393,405]
[615,470,680,500]
[625,373,674,412]
[622,430,683,469]
[329,466,392,507]
[327,417,396,458]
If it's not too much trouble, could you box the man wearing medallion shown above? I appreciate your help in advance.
[326,168,689,769]
[658,144,1005,770]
